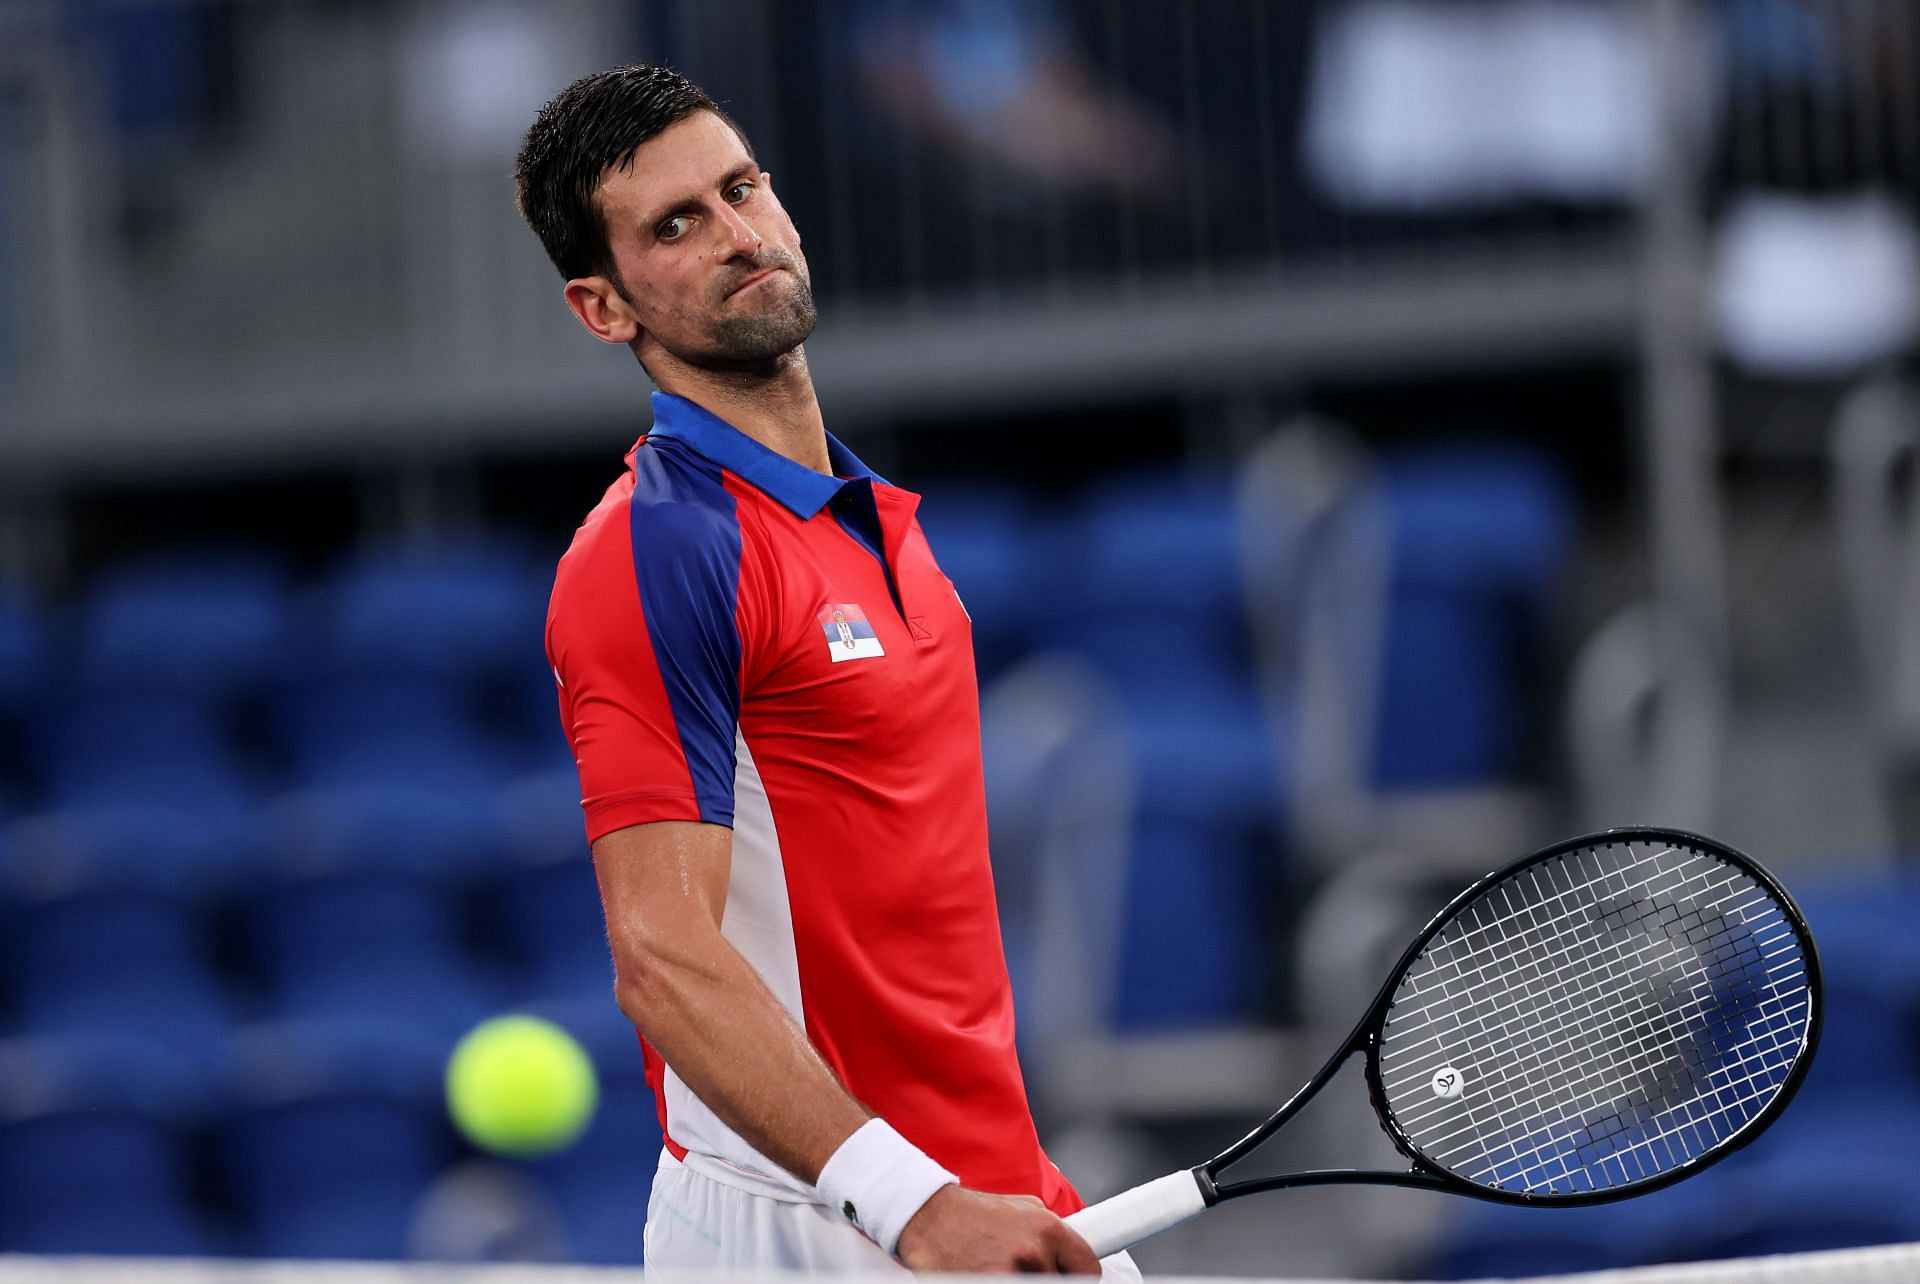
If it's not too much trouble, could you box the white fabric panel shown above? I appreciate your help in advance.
[662,732,815,1201]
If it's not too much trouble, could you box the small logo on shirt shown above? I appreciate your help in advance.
[818,603,885,662]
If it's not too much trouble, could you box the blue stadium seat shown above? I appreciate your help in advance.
[231,1015,452,1122]
[1378,447,1571,592]
[6,801,260,901]
[0,583,49,721]
[1364,445,1570,786]
[0,1029,225,1123]
[1111,821,1269,1030]
[1010,637,1285,1032]
[1672,1157,1920,1259]
[1064,470,1248,636]
[1790,874,1920,1093]
[527,1067,662,1265]
[495,852,612,1003]
[1084,637,1286,831]
[43,693,264,800]
[1038,473,1286,837]
[76,547,289,700]
[224,1084,453,1259]
[27,694,265,893]
[513,659,573,764]
[0,1105,225,1255]
[913,486,1038,676]
[492,768,604,1002]
[319,537,547,686]
[250,869,501,1038]
[269,676,517,877]
[276,675,513,790]
[1720,1092,1920,1179]
[10,889,238,1093]
[1422,1183,1709,1278]
[519,996,642,1071]
[272,780,510,880]
[495,768,588,865]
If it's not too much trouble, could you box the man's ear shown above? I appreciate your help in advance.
[564,276,642,346]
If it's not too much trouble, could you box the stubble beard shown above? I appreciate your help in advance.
[698,264,819,370]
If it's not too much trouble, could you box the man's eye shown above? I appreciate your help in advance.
[658,216,690,240]
[727,183,752,203]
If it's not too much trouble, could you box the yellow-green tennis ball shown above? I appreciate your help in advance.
[446,1015,599,1157]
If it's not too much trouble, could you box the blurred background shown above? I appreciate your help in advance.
[0,0,1916,1276]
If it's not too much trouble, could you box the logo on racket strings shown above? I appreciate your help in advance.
[1431,1067,1465,1099]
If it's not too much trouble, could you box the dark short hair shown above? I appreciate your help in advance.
[514,64,754,286]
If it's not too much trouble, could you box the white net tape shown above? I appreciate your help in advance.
[2,1241,1918,1284]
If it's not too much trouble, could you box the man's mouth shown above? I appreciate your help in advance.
[726,268,778,298]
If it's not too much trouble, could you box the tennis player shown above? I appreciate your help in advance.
[517,65,1139,1278]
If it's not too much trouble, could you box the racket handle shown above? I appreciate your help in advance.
[1063,1169,1209,1257]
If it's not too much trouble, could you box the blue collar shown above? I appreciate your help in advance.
[645,391,886,520]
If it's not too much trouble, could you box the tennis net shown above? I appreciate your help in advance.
[1,1242,1916,1284]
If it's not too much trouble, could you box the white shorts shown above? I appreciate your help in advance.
[645,1151,1144,1279]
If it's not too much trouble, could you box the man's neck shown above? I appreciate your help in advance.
[651,347,831,477]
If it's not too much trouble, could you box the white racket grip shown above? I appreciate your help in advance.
[1063,1169,1209,1258]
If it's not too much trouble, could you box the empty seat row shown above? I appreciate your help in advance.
[0,857,613,1103]
[0,1005,660,1262]
[0,538,554,705]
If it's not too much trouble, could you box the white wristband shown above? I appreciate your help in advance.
[814,1119,958,1256]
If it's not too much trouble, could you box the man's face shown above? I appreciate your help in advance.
[594,111,816,369]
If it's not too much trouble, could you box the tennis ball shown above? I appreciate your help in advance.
[446,1015,599,1157]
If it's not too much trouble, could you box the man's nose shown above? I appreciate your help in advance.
[715,203,760,257]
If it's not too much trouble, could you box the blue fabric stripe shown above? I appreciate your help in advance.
[627,439,744,827]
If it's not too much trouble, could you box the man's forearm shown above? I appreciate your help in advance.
[586,818,1089,1269]
[614,926,872,1184]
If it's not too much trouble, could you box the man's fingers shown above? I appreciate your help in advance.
[1050,1222,1103,1276]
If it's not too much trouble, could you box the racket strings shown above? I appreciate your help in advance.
[1436,856,1804,1189]
[1423,964,1804,1185]
[1390,856,1783,1098]
[1394,846,1723,1009]
[1383,858,1754,1055]
[1423,868,1743,1177]
[1410,916,1773,1185]
[1420,858,1804,1186]
[1384,859,1761,1088]
[1375,841,1813,1197]
[1386,874,1780,1089]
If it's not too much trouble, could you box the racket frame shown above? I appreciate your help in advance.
[1196,826,1824,1209]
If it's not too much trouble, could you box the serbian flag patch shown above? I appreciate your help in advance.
[818,603,885,662]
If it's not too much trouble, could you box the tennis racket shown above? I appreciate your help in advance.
[1065,827,1822,1257]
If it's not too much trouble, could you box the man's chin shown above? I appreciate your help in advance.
[700,305,818,368]
[685,326,815,371]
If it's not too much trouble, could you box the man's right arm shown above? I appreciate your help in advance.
[594,818,868,1180]
[594,819,1098,1274]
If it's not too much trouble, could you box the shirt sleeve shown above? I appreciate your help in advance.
[547,492,746,842]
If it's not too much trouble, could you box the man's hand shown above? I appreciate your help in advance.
[895,1185,1101,1274]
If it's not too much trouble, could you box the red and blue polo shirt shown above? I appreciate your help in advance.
[546,391,1080,1214]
